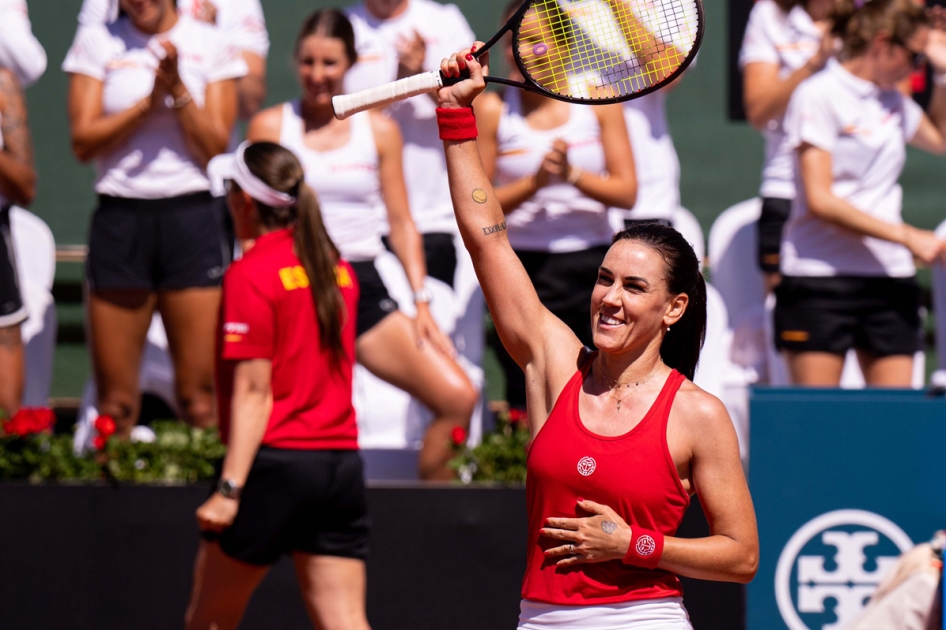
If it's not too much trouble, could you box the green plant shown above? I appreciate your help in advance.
[0,418,225,484]
[450,410,529,484]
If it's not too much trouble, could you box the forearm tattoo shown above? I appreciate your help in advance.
[471,188,488,204]
[601,521,617,534]
[481,221,506,236]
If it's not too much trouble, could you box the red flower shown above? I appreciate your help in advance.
[2,408,55,437]
[93,435,108,451]
[450,426,467,446]
[508,408,528,425]
[94,416,116,437]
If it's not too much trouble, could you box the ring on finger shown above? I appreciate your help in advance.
[568,544,575,554]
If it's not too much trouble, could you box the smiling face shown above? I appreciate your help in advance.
[296,34,353,105]
[591,240,688,356]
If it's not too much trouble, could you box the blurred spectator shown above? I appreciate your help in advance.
[740,0,835,292]
[0,0,47,88]
[609,91,681,230]
[777,0,946,386]
[62,0,247,436]
[78,0,269,121]
[0,68,36,417]
[344,0,474,297]
[248,9,476,480]
[477,1,637,411]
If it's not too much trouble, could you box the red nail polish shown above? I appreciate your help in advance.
[471,45,477,52]
[465,53,474,61]
[577,497,584,502]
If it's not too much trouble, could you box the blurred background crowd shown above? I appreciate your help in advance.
[3,0,946,479]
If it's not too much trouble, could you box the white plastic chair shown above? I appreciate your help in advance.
[693,282,752,462]
[672,206,705,267]
[9,207,57,407]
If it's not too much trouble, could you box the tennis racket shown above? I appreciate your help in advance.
[332,0,703,119]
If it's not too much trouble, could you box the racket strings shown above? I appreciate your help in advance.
[516,0,700,100]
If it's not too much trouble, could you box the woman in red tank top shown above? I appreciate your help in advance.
[434,40,759,628]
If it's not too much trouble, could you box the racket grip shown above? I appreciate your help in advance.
[332,70,445,119]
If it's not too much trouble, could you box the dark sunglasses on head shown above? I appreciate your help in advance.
[891,37,927,68]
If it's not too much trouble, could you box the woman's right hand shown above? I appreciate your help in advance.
[196,492,239,533]
[902,224,946,265]
[438,43,488,109]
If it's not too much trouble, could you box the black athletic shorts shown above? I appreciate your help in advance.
[383,232,458,288]
[496,245,609,407]
[203,448,370,566]
[0,206,26,328]
[86,192,230,292]
[774,275,921,357]
[349,260,398,337]
[757,197,792,273]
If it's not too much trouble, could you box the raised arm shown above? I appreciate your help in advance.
[438,47,582,424]
[909,10,946,156]
[603,0,691,85]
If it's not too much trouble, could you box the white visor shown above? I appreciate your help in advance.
[207,142,297,208]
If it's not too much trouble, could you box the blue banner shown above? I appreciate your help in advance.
[748,388,946,630]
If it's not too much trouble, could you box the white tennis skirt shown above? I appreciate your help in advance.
[518,597,693,629]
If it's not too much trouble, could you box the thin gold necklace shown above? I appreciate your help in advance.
[597,363,663,411]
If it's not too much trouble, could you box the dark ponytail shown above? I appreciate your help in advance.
[611,223,706,381]
[240,142,346,365]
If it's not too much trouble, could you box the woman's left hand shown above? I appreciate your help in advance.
[437,43,488,110]
[196,493,239,533]
[413,304,457,358]
[540,499,633,566]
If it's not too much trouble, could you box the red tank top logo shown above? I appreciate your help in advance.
[577,456,596,476]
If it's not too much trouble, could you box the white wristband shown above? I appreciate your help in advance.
[413,287,433,304]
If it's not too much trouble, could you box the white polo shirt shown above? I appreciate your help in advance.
[78,0,270,59]
[62,16,248,199]
[0,0,47,87]
[344,0,474,235]
[739,0,823,200]
[781,59,923,278]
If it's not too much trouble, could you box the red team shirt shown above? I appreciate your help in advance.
[523,361,690,605]
[215,228,360,450]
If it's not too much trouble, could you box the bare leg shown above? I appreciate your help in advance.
[0,324,23,416]
[856,351,914,387]
[158,288,221,429]
[88,290,156,438]
[292,553,371,630]
[185,540,270,630]
[357,312,477,480]
[785,351,845,387]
